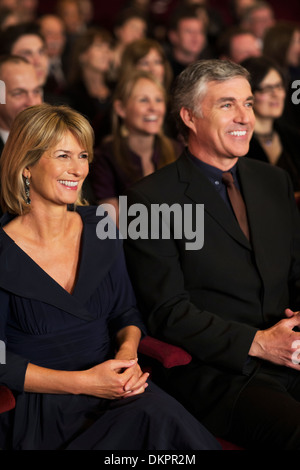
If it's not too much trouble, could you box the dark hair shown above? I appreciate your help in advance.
[263,21,300,69]
[217,26,256,58]
[0,53,29,69]
[114,7,147,30]
[241,55,286,92]
[168,4,206,31]
[0,22,45,55]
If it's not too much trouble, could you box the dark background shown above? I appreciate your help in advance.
[37,0,300,32]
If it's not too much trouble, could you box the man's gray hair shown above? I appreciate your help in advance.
[172,59,251,140]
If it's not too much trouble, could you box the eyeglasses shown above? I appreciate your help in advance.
[256,83,285,94]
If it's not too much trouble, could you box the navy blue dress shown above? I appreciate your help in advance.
[0,206,220,450]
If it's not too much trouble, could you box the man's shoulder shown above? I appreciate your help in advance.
[240,155,289,181]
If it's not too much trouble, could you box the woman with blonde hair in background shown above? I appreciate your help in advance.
[90,70,182,223]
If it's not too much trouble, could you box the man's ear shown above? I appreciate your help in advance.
[114,100,126,119]
[180,107,196,133]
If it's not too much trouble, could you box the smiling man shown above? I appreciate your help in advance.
[124,59,300,449]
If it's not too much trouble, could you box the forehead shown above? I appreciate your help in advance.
[203,77,252,103]
[52,131,86,149]
[260,68,282,83]
[2,62,38,87]
[12,34,44,51]
[142,48,162,60]
[130,78,163,96]
[178,18,204,31]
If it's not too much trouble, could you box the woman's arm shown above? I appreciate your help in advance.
[23,326,149,399]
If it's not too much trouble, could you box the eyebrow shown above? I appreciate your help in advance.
[216,96,254,104]
[54,149,88,154]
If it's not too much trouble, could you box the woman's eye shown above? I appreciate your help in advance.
[80,153,89,159]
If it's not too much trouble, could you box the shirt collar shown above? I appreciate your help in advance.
[187,150,239,189]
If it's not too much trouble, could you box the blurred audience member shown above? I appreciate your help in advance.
[120,37,178,138]
[217,26,261,63]
[0,22,49,87]
[230,0,257,24]
[0,0,17,8]
[242,56,300,191]
[14,0,38,22]
[120,37,173,91]
[38,14,67,100]
[183,0,224,49]
[166,5,211,79]
[55,0,86,69]
[110,8,148,81]
[56,0,85,37]
[0,6,18,29]
[0,55,43,153]
[90,70,181,221]
[263,21,300,130]
[240,1,275,47]
[78,0,94,26]
[67,27,113,147]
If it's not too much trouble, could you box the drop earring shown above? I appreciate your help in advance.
[25,177,31,205]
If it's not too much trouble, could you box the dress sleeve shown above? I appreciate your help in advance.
[0,289,29,392]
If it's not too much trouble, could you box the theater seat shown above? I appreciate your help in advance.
[0,385,15,413]
[138,336,243,450]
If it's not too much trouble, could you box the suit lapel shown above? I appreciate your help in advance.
[237,157,276,278]
[177,153,251,249]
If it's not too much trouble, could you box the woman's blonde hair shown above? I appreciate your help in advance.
[0,103,94,215]
[111,70,176,181]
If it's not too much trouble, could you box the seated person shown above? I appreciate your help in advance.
[242,56,300,191]
[124,59,300,450]
[0,103,220,451]
[90,70,182,223]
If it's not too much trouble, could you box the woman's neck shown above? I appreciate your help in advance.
[19,204,73,244]
[82,67,109,100]
[127,133,155,160]
[254,116,274,136]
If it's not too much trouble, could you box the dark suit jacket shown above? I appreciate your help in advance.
[124,149,300,435]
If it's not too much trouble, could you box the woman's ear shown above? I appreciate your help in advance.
[22,167,31,179]
[180,107,196,133]
[114,100,126,119]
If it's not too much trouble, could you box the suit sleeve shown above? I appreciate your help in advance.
[124,187,258,375]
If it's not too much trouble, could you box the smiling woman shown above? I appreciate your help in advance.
[0,103,94,215]
[0,103,220,450]
[90,70,182,223]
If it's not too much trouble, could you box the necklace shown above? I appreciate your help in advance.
[254,130,274,146]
